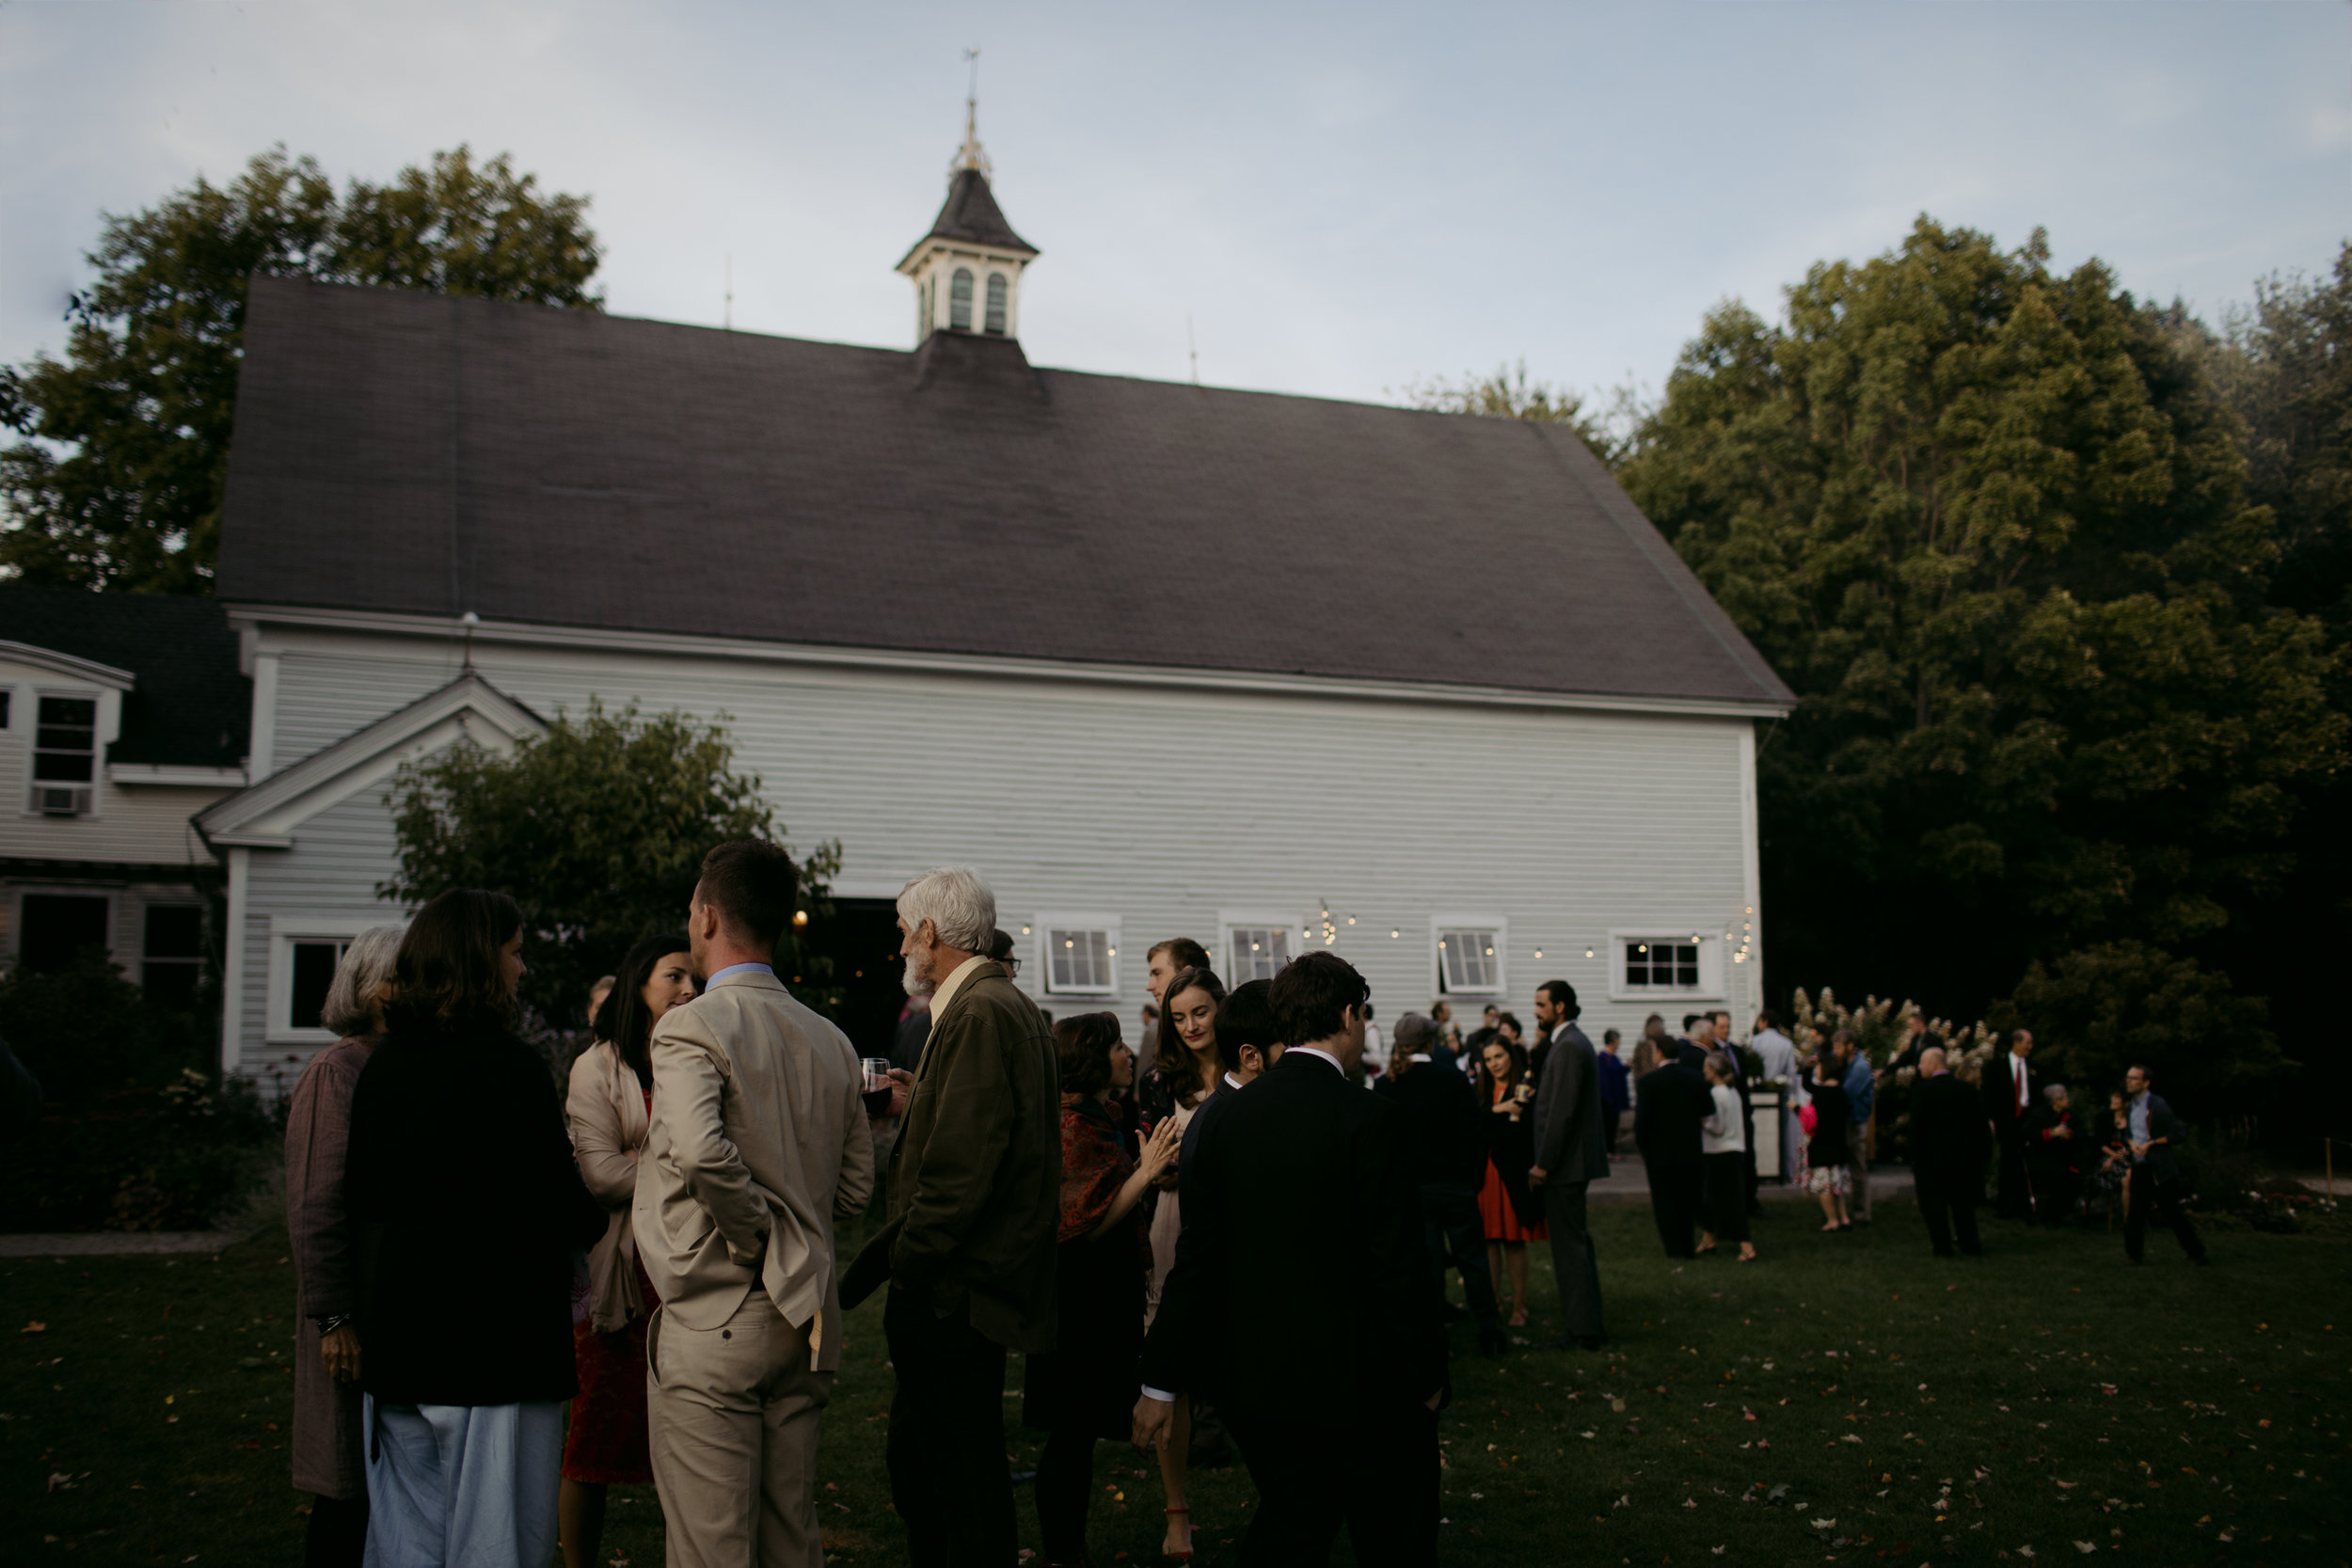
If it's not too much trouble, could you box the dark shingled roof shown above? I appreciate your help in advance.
[0,586,250,767]
[901,168,1037,260]
[215,276,1791,712]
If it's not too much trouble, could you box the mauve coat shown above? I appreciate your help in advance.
[284,1035,375,1500]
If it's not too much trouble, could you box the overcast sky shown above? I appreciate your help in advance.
[3,1,2345,410]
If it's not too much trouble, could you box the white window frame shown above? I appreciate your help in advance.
[1034,913,1121,998]
[266,913,392,1044]
[1605,928,1726,1004]
[24,687,106,818]
[1430,914,1508,999]
[1218,911,1302,986]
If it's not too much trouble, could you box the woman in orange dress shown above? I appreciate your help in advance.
[1474,1036,1549,1327]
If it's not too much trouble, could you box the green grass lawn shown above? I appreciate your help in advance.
[5,1199,2345,1566]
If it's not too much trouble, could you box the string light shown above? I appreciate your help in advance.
[792,910,808,927]
[1317,902,1337,946]
[1533,948,1544,958]
[1391,928,1400,939]
[1584,948,1595,958]
[1021,925,1031,935]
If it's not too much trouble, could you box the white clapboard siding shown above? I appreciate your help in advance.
[233,622,1764,1076]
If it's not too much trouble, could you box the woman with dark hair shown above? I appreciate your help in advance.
[1473,1033,1548,1327]
[1024,1013,1180,1566]
[556,933,693,1568]
[345,890,608,1568]
[1136,963,1225,1560]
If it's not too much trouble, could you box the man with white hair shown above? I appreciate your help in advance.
[847,866,1059,1567]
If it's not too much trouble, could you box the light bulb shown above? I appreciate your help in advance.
[1391,929,1400,939]
[1021,925,1030,935]
[1534,949,1544,958]
[792,910,809,927]
[1584,948,1595,958]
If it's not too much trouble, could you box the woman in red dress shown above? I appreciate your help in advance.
[559,934,695,1568]
[1474,1036,1549,1327]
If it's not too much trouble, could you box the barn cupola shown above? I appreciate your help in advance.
[896,93,1038,344]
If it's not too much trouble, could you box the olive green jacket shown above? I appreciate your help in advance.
[866,960,1061,1353]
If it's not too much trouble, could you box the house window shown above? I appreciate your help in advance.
[984,272,1008,334]
[30,693,98,816]
[142,904,204,1007]
[1044,927,1115,995]
[1436,927,1503,995]
[1623,938,1700,990]
[1226,926,1293,985]
[0,689,11,729]
[949,267,974,330]
[290,939,349,1030]
[18,893,110,973]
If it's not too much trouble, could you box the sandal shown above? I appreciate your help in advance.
[1163,1506,1194,1561]
[1508,1304,1528,1329]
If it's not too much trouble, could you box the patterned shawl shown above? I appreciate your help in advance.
[1058,1093,1135,1243]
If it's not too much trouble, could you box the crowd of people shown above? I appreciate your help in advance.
[276,847,2210,1568]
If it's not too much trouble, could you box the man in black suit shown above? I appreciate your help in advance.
[1632,1029,1711,1258]
[1909,1047,1989,1257]
[1984,1028,2040,1219]
[1378,1012,1507,1355]
[1136,953,1445,1567]
[1528,979,1609,1349]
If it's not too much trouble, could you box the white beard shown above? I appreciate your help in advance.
[903,942,931,997]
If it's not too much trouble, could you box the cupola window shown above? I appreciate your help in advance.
[984,273,1008,334]
[949,268,974,330]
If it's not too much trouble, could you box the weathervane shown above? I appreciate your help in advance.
[952,45,992,178]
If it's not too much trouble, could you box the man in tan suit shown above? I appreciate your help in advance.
[634,839,874,1568]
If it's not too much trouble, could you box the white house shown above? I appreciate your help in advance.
[194,128,1794,1084]
[1,588,248,1003]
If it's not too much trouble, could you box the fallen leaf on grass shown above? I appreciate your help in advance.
[22,1322,46,1335]
[2072,1545,2096,1556]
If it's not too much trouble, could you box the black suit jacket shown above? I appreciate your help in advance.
[1140,1052,1445,1417]
[1375,1058,1486,1190]
[1983,1053,2040,1140]
[1633,1053,1711,1171]
[1911,1072,1993,1179]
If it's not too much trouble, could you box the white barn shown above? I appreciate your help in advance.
[196,141,1793,1085]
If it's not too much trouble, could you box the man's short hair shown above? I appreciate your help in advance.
[2127,1062,2153,1080]
[1831,1027,1857,1053]
[2011,1028,2033,1047]
[1683,1012,1706,1032]
[987,927,1019,963]
[1269,952,1369,1047]
[2042,1083,2068,1103]
[1149,937,1211,972]
[1536,979,1578,1018]
[698,839,799,948]
[1756,1008,1781,1031]
[1217,979,1279,1058]
[898,866,995,952]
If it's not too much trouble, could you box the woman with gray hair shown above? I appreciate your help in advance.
[284,925,405,1568]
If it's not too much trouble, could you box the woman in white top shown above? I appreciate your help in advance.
[1696,1050,1756,1260]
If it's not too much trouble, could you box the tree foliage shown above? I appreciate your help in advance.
[1400,359,1633,463]
[1617,217,2345,1022]
[1994,941,2293,1114]
[0,146,600,593]
[379,702,840,1030]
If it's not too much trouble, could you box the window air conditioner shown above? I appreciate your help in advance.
[31,785,93,816]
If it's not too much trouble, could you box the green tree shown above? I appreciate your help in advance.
[0,146,600,593]
[1399,359,1633,463]
[1994,941,2292,1114]
[379,702,841,1030]
[1618,217,2345,1019]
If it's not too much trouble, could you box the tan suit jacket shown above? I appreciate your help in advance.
[633,969,874,1370]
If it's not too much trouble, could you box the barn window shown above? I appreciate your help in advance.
[141,904,204,1007]
[1622,938,1700,990]
[1224,925,1294,985]
[1043,925,1117,996]
[1435,925,1504,995]
[29,693,98,816]
[949,267,975,330]
[984,272,1008,334]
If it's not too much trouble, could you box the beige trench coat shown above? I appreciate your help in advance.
[566,1040,651,1334]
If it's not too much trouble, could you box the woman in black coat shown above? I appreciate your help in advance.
[1473,1035,1548,1327]
[1024,1013,1180,1567]
[344,889,607,1568]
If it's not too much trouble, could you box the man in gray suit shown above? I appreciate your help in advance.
[1527,979,1608,1351]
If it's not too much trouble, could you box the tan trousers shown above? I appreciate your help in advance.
[646,1292,834,1568]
